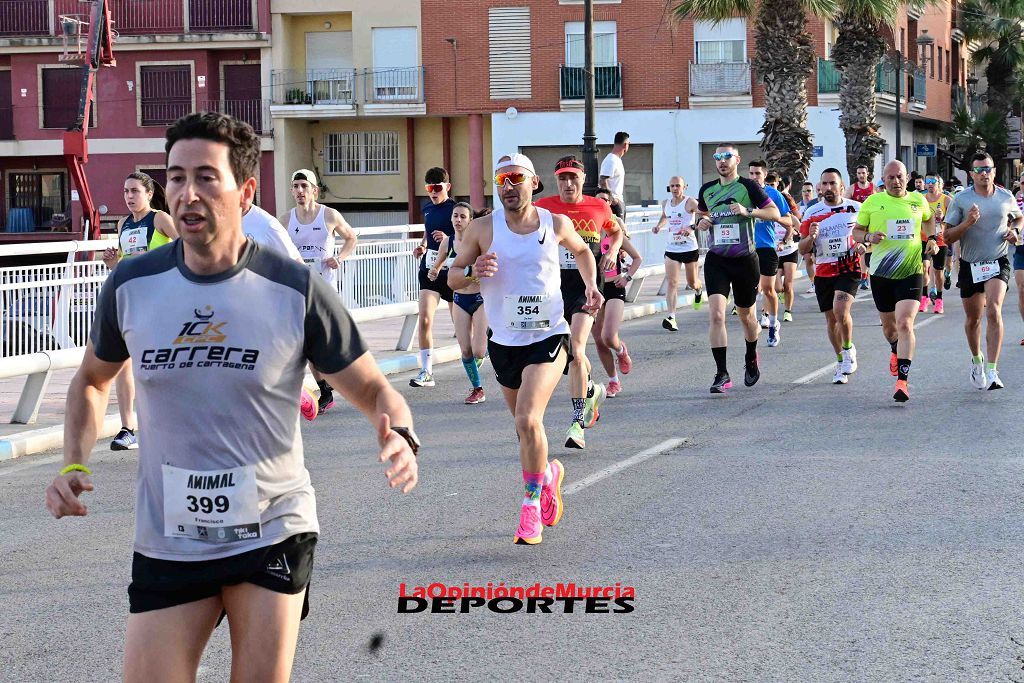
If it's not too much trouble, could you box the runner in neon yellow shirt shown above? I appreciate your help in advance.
[853,160,936,403]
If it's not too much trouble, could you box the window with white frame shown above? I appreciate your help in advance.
[325,131,399,175]
[694,19,746,63]
[565,21,617,66]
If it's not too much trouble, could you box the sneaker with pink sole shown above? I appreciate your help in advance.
[933,299,944,314]
[513,505,543,545]
[300,387,318,422]
[540,459,565,527]
[616,341,632,375]
[919,296,929,313]
[606,380,622,397]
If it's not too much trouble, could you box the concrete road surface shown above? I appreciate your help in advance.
[2,285,1023,682]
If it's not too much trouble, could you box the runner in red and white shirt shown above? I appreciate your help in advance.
[845,164,875,289]
[800,168,864,385]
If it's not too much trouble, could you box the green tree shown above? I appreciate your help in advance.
[674,0,834,185]
[829,0,902,179]
[943,106,1008,174]
[960,0,1024,175]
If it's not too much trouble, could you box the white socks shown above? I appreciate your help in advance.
[419,348,433,374]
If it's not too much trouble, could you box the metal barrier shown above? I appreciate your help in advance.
[0,208,681,421]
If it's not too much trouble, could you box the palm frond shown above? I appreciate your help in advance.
[834,0,902,25]
[672,0,756,23]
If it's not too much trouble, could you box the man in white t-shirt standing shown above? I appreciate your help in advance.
[242,198,301,260]
[599,131,629,205]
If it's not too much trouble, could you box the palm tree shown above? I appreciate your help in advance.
[944,105,1008,173]
[673,0,834,185]
[829,0,901,178]
[960,0,1024,177]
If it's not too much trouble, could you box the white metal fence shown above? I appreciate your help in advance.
[0,206,692,360]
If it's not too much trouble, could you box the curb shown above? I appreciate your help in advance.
[0,414,123,462]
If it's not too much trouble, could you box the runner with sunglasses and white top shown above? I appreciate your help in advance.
[942,152,1023,390]
[653,176,703,332]
[448,153,601,545]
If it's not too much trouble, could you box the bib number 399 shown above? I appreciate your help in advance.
[162,464,261,543]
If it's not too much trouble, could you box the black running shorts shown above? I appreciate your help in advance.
[128,533,317,617]
[756,247,780,277]
[957,257,1011,299]
[418,266,454,303]
[602,281,626,302]
[870,273,924,313]
[488,333,572,390]
[704,251,759,309]
[778,250,800,265]
[665,250,699,264]
[814,273,861,312]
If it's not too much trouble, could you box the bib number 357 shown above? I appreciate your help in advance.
[162,464,262,543]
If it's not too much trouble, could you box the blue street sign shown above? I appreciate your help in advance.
[812,146,823,158]
[916,144,936,157]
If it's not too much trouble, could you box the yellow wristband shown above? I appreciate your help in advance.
[59,464,92,476]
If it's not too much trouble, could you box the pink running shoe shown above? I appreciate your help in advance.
[616,341,632,375]
[300,387,318,422]
[606,380,622,397]
[513,505,543,545]
[540,459,565,527]
[933,299,944,314]
[465,387,486,404]
[919,296,929,313]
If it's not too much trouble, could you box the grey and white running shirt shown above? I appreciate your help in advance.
[91,238,367,561]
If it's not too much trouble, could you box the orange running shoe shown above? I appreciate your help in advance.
[893,379,909,402]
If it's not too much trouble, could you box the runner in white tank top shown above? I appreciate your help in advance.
[447,152,601,547]
[653,176,704,330]
[288,205,337,287]
[480,206,569,346]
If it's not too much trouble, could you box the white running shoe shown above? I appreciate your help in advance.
[767,324,780,347]
[970,358,986,390]
[832,362,848,384]
[841,345,858,375]
[759,311,770,329]
[986,369,1004,390]
[409,370,435,387]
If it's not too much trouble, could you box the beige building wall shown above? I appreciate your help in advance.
[271,0,421,72]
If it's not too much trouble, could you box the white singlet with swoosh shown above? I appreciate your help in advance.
[288,205,337,287]
[480,206,569,347]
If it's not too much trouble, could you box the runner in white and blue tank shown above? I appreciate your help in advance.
[448,153,601,547]
[282,168,358,415]
[46,112,418,683]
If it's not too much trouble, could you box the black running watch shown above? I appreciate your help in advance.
[390,427,421,456]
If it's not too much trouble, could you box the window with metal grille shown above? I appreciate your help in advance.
[325,131,399,175]
[140,65,192,126]
[42,68,94,129]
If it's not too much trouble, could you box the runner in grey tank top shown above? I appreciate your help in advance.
[448,152,601,547]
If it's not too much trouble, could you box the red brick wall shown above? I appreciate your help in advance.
[422,1,839,115]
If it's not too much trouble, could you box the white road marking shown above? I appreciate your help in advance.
[562,438,687,496]
[792,309,943,384]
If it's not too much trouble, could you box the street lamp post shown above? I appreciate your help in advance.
[581,0,599,194]
[882,30,933,166]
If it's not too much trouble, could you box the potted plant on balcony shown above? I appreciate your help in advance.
[285,88,302,105]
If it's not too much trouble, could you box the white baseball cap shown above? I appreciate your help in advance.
[291,168,318,187]
[495,153,544,194]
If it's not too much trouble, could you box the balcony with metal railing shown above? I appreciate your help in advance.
[270,67,425,117]
[203,99,271,134]
[0,0,262,42]
[0,0,49,36]
[559,64,622,100]
[952,84,966,111]
[688,62,751,104]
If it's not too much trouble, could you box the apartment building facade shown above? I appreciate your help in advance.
[0,0,274,237]
[419,0,968,206]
